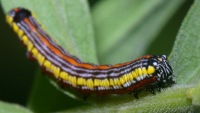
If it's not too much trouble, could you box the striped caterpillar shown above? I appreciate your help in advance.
[6,8,175,98]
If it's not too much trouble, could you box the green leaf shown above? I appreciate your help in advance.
[2,0,96,112]
[186,83,200,106]
[92,0,185,64]
[170,0,200,84]
[27,71,86,112]
[60,85,194,113]
[0,101,32,113]
[169,0,200,108]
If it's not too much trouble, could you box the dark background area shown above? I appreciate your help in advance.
[0,0,193,106]
[146,0,194,55]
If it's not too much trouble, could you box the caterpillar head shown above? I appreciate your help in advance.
[150,55,175,85]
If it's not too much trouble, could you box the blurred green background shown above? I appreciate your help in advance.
[0,0,194,109]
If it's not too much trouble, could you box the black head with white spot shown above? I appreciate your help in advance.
[149,55,175,85]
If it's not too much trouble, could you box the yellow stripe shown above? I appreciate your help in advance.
[69,76,76,87]
[77,77,84,86]
[138,68,142,76]
[6,15,13,26]
[128,73,133,81]
[43,60,51,70]
[22,35,29,45]
[131,71,137,79]
[31,48,38,58]
[13,23,19,33]
[114,78,121,86]
[142,67,147,75]
[37,53,45,65]
[103,79,109,87]
[147,66,155,75]
[18,29,24,37]
[120,77,125,85]
[87,79,94,89]
[94,79,100,86]
[109,79,114,86]
[60,71,69,81]
[27,42,33,51]
[53,66,60,78]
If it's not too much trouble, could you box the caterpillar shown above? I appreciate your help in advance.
[6,7,175,98]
